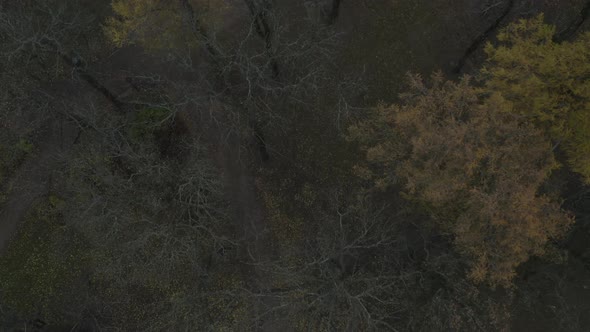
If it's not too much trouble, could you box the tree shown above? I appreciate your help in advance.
[0,0,125,110]
[349,73,573,286]
[254,177,515,331]
[0,0,94,168]
[104,0,229,61]
[482,14,590,183]
[55,104,246,330]
[252,186,409,331]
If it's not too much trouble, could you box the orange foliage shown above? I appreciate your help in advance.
[349,73,573,286]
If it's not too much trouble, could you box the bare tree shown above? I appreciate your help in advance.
[244,189,411,331]
[53,99,246,330]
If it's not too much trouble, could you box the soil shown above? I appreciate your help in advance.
[0,119,78,252]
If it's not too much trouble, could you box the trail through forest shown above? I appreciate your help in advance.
[0,120,76,252]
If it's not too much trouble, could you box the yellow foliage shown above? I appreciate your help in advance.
[106,0,181,48]
[483,14,590,183]
[104,0,229,50]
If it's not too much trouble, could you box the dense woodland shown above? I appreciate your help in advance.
[1,0,590,331]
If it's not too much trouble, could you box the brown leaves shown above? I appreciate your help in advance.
[350,73,573,286]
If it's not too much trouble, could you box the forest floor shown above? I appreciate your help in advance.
[0,119,78,252]
[1,0,589,330]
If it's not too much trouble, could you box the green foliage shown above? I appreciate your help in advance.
[0,197,89,323]
[15,138,34,155]
[483,14,590,183]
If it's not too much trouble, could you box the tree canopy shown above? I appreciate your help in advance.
[350,73,573,286]
[2,2,590,331]
[483,15,590,183]
[105,0,227,50]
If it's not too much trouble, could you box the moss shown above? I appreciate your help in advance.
[15,138,34,155]
[128,106,172,141]
[0,197,90,323]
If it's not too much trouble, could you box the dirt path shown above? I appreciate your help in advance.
[218,129,293,332]
[0,120,77,252]
[179,96,288,330]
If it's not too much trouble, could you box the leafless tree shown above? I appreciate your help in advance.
[242,190,412,331]
[55,103,244,329]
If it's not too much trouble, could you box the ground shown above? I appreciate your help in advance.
[1,0,590,330]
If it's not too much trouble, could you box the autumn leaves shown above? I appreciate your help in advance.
[102,3,589,288]
[349,17,589,286]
